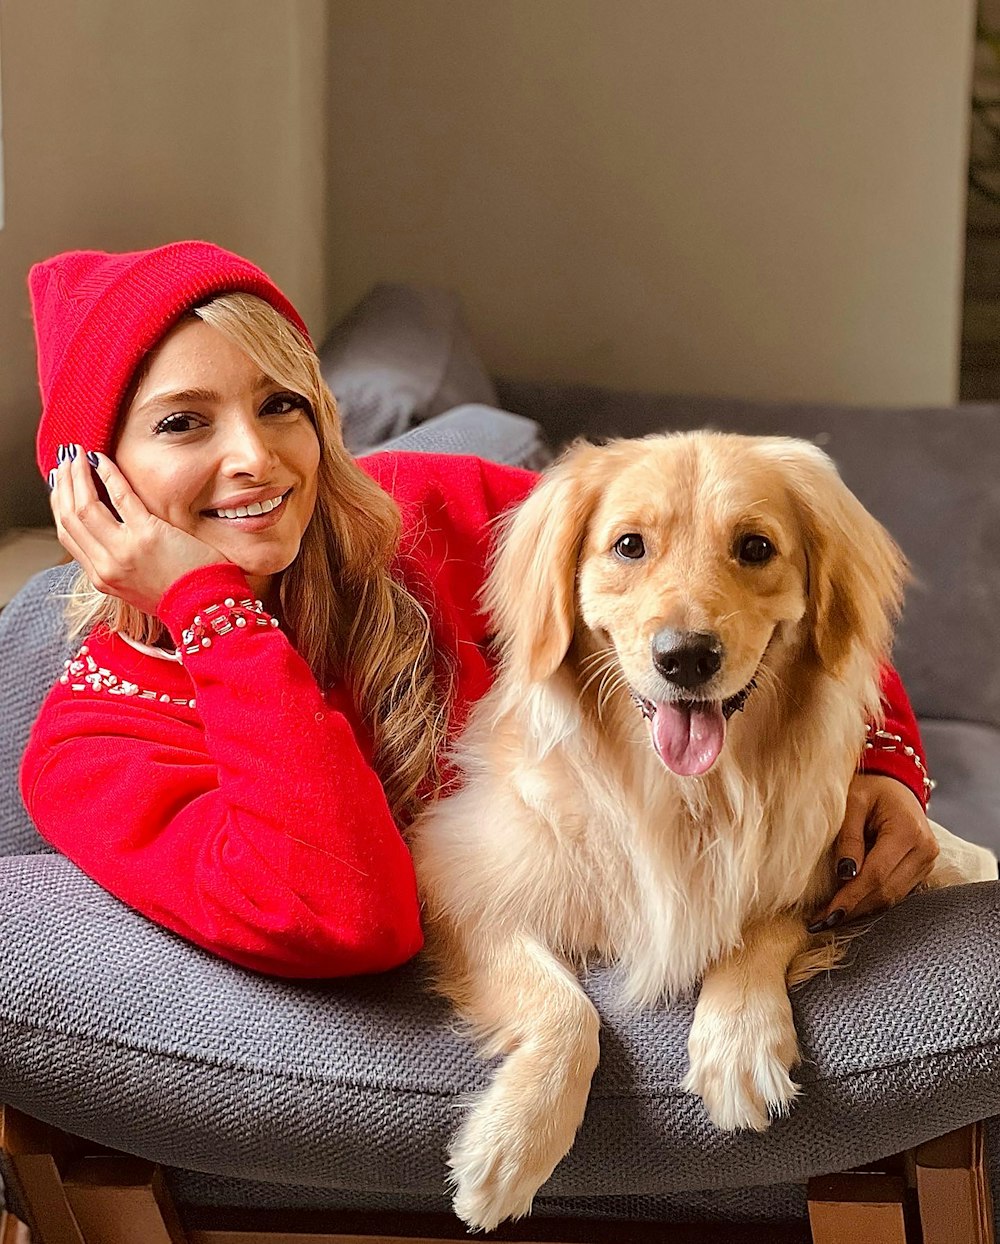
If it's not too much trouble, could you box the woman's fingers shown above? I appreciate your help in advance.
[87,450,149,526]
[830,783,870,884]
[844,847,931,920]
[48,442,225,612]
[808,833,911,932]
[808,774,939,933]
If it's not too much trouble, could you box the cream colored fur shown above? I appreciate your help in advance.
[409,432,995,1231]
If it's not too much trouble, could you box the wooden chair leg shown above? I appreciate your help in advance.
[915,1122,995,1244]
[807,1171,910,1243]
[62,1156,186,1244]
[0,1212,32,1243]
[0,1105,87,1244]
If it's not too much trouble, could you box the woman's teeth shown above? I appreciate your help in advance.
[210,492,287,520]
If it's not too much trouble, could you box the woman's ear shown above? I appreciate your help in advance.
[761,439,908,673]
[485,441,607,684]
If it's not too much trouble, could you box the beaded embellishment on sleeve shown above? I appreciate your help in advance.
[60,646,196,708]
[863,723,934,801]
[181,596,280,655]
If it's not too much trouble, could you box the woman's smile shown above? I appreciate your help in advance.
[202,486,292,524]
[114,318,321,602]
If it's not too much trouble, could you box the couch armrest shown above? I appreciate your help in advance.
[0,566,77,857]
[0,854,999,1197]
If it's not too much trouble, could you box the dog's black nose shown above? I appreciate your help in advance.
[651,630,723,691]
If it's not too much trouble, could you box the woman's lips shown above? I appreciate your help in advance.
[202,489,291,531]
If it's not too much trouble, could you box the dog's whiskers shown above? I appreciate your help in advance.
[595,666,631,723]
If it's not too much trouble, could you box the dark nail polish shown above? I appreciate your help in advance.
[86,451,100,467]
[837,857,858,881]
[56,444,67,463]
[47,469,56,491]
[808,908,847,934]
[67,444,79,461]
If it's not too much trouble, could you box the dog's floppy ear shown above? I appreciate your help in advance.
[485,440,608,684]
[760,439,908,674]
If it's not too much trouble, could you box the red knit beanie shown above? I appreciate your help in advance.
[30,240,313,479]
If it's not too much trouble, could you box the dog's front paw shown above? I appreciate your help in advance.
[681,995,800,1132]
[449,1075,583,1231]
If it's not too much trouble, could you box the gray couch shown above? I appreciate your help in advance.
[0,285,998,1240]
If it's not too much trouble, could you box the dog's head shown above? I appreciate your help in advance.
[486,432,906,776]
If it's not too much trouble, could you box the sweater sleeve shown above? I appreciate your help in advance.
[19,563,422,978]
[858,663,931,809]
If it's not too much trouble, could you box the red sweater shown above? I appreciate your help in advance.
[19,452,929,978]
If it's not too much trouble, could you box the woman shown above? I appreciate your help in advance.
[20,241,936,977]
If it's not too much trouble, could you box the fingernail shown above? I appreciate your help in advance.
[808,908,847,934]
[86,451,100,467]
[56,444,67,463]
[67,444,79,461]
[47,468,56,491]
[837,857,858,881]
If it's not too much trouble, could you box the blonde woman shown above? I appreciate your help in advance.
[20,241,535,976]
[21,241,938,978]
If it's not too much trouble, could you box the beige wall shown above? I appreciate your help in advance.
[0,0,329,530]
[326,1,975,409]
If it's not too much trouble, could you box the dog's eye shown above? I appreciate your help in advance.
[737,534,776,565]
[613,533,646,560]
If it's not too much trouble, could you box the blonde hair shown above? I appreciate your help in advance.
[64,293,451,824]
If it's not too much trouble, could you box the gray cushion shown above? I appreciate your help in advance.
[923,720,1000,853]
[373,404,550,469]
[321,284,498,453]
[0,563,76,856]
[0,853,998,1201]
[496,381,1000,730]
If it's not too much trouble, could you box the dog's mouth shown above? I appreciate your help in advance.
[628,681,757,777]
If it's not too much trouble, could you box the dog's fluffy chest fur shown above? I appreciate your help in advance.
[415,668,868,1008]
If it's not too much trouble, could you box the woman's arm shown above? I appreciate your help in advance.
[20,562,423,977]
[857,663,931,808]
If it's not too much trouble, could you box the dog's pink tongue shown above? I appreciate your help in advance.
[651,702,726,776]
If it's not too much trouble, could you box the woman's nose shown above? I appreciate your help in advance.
[219,417,277,476]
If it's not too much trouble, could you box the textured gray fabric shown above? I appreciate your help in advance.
[0,853,998,1200]
[0,564,76,856]
[496,381,1000,730]
[320,284,498,453]
[923,720,1000,853]
[167,1166,807,1223]
[371,404,551,468]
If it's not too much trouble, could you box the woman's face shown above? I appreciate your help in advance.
[114,317,321,604]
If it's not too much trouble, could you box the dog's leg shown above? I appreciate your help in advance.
[681,913,807,1132]
[445,932,600,1232]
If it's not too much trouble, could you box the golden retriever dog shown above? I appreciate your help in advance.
[409,432,995,1231]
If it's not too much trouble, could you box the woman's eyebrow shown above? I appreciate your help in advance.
[134,374,276,415]
[135,387,221,413]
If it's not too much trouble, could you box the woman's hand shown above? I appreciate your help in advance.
[807,774,940,932]
[50,444,227,615]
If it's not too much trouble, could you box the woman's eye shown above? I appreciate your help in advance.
[613,533,646,560]
[737,534,776,565]
[262,392,308,417]
[153,413,199,435]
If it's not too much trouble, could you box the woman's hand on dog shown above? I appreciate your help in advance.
[49,445,226,615]
[808,774,940,932]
